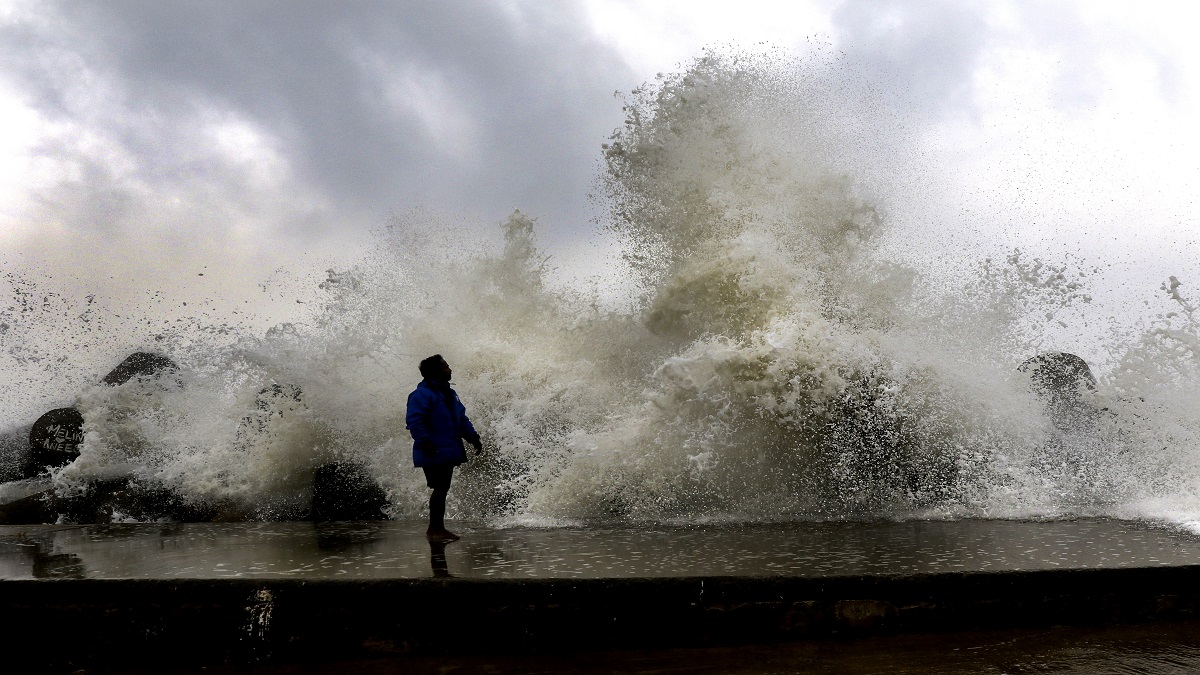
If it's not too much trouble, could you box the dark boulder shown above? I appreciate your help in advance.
[3,352,399,524]
[1019,352,1095,399]
[100,352,177,386]
[0,478,220,525]
[311,463,390,521]
[0,488,57,524]
[8,352,178,481]
[239,383,304,436]
[1,352,179,483]
[27,407,84,475]
[1018,352,1099,431]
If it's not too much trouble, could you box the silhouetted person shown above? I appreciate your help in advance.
[406,354,482,542]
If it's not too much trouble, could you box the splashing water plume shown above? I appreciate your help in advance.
[4,49,1199,528]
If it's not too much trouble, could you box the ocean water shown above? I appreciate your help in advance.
[2,50,1198,530]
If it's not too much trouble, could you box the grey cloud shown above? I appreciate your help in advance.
[2,1,635,239]
[830,0,993,124]
[1009,1,1184,110]
[829,0,1185,124]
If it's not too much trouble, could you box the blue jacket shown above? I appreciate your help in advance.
[406,379,479,467]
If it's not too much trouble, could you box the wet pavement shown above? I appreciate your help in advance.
[2,517,1200,580]
[6,518,1200,672]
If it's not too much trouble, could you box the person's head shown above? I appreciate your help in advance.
[419,354,452,382]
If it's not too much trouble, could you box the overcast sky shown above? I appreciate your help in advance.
[1,0,1198,352]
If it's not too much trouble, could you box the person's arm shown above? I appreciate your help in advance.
[406,390,434,451]
[454,396,483,451]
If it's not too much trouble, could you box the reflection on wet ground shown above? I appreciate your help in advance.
[1,518,1199,580]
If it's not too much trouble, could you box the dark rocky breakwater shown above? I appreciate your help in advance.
[0,352,390,525]
[0,350,1101,526]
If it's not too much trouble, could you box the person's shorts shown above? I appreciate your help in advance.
[422,465,454,491]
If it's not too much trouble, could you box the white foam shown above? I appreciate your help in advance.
[6,50,1200,526]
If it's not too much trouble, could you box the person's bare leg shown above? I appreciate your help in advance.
[427,486,458,541]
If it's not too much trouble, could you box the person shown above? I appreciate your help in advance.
[406,354,482,541]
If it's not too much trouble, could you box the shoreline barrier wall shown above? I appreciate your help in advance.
[6,565,1200,669]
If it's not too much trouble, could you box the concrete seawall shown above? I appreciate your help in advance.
[4,519,1200,670]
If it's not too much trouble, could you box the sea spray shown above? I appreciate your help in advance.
[3,49,1199,526]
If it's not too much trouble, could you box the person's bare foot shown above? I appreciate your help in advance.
[426,529,460,542]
